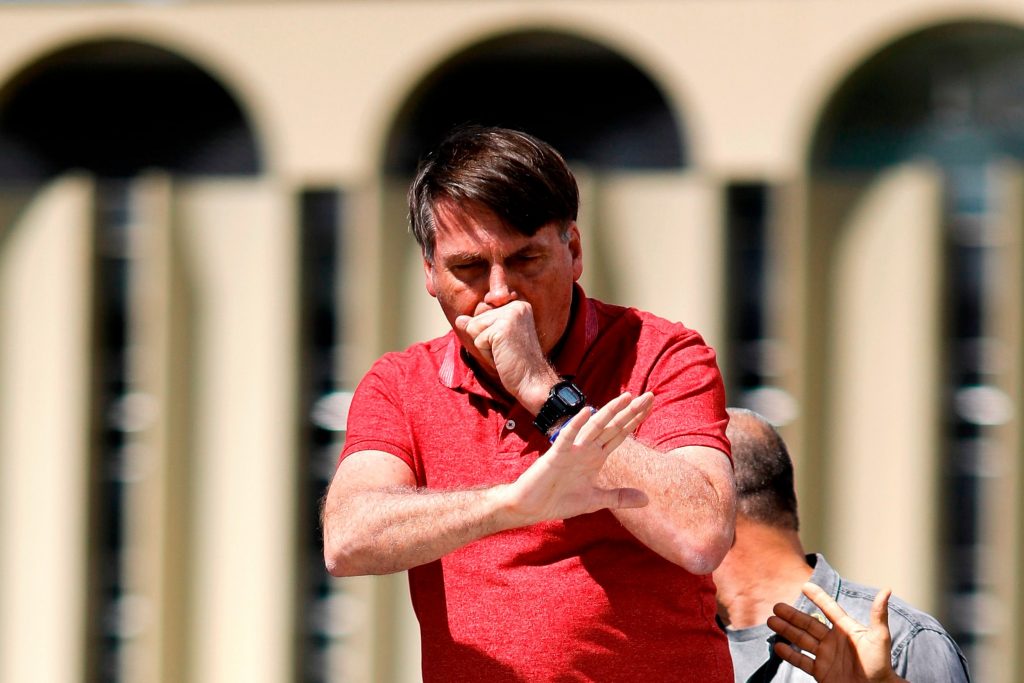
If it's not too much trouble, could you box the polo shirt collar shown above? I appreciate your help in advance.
[437,284,597,399]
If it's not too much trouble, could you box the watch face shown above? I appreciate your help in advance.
[556,384,583,405]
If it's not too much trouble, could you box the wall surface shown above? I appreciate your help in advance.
[0,2,1019,682]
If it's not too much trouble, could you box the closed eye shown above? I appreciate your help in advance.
[448,261,486,277]
[508,252,544,271]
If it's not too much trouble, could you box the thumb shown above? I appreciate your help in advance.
[872,588,892,632]
[455,314,472,333]
[605,487,648,510]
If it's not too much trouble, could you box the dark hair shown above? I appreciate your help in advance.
[408,125,580,262]
[726,408,800,531]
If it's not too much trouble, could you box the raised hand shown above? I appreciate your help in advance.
[498,391,655,527]
[767,582,906,683]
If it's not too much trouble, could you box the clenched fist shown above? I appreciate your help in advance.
[456,300,560,413]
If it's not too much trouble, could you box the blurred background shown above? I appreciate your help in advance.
[1,0,1023,681]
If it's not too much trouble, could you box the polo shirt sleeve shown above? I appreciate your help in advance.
[338,354,416,473]
[634,329,730,458]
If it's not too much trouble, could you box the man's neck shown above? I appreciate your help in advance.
[713,521,813,630]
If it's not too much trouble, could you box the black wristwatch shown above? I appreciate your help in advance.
[533,380,587,435]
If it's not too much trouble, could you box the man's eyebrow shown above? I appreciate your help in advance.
[509,244,542,257]
[442,251,484,265]
[441,242,541,265]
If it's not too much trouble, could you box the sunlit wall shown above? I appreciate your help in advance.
[1,2,1023,682]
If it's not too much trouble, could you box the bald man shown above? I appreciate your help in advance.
[713,408,970,683]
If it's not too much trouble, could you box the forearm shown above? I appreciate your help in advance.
[598,439,735,573]
[324,396,654,577]
[323,484,515,576]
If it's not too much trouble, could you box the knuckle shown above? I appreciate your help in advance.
[509,300,531,316]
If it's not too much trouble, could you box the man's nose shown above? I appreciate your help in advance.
[483,265,516,307]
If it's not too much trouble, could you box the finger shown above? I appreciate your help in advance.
[591,392,633,425]
[772,640,816,676]
[606,486,648,509]
[550,404,597,446]
[601,430,633,454]
[600,411,648,452]
[597,394,654,449]
[771,602,832,641]
[457,313,491,338]
[600,392,653,430]
[472,334,495,365]
[801,582,862,634]
[611,392,654,436]
[458,310,504,340]
[766,613,827,654]
[871,588,892,633]
[574,393,632,442]
[587,391,652,445]
[633,391,655,419]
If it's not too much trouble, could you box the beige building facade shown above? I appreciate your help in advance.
[1,1,1023,681]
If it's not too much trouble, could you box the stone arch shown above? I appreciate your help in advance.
[383,28,687,173]
[0,36,262,181]
[810,20,1024,171]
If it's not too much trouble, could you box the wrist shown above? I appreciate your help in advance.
[488,482,538,530]
[532,380,587,435]
[546,407,596,443]
[546,416,574,443]
[518,369,562,415]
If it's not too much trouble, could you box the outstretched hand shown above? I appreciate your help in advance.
[767,582,907,683]
[500,391,655,526]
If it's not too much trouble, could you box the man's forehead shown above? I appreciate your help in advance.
[433,198,506,233]
[433,200,533,247]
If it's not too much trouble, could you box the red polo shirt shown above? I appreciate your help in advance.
[341,287,732,682]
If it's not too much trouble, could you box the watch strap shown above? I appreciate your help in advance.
[533,379,586,435]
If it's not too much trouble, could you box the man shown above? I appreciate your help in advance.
[321,126,736,681]
[714,407,971,682]
[770,581,912,682]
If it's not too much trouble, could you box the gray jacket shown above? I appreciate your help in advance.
[724,554,971,682]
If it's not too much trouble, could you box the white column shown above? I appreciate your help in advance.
[0,176,95,683]
[985,162,1024,683]
[825,164,943,611]
[579,170,726,350]
[174,179,299,683]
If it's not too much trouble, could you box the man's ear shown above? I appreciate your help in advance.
[423,256,437,298]
[567,222,583,280]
